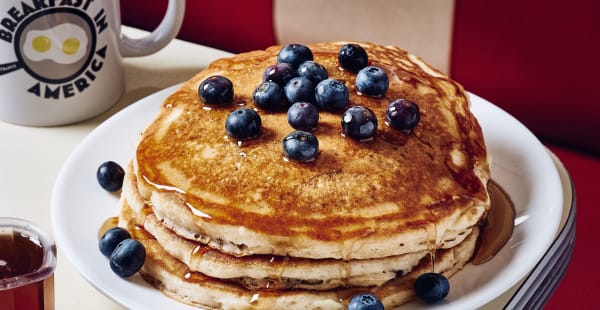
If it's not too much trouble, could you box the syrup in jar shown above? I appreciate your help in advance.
[0,219,56,310]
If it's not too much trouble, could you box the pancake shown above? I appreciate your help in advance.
[123,162,434,290]
[133,42,490,260]
[119,191,480,310]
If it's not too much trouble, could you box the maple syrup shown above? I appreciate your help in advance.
[97,216,118,239]
[189,244,211,269]
[472,180,516,264]
[0,219,56,310]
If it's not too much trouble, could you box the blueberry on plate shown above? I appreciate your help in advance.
[99,227,131,258]
[355,66,389,97]
[282,130,319,162]
[263,63,298,86]
[97,161,125,192]
[287,102,319,131]
[315,78,349,111]
[414,272,450,303]
[109,239,146,277]
[338,43,369,72]
[198,75,234,105]
[277,43,313,69]
[253,81,286,111]
[341,106,378,141]
[347,293,384,310]
[297,61,328,84]
[386,99,420,131]
[285,76,315,104]
[225,108,262,140]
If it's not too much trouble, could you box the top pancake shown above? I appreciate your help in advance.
[134,42,490,259]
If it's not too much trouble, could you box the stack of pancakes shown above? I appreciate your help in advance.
[118,42,491,309]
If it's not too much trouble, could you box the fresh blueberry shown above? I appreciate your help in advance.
[97,161,125,192]
[315,78,349,111]
[263,63,297,87]
[253,81,286,111]
[297,61,328,84]
[341,106,378,141]
[225,108,262,140]
[347,293,384,310]
[414,272,450,303]
[277,44,313,69]
[198,75,234,105]
[287,102,319,131]
[284,76,315,104]
[356,66,389,97]
[99,227,131,258]
[109,239,146,277]
[338,43,369,72]
[282,131,319,162]
[386,99,420,131]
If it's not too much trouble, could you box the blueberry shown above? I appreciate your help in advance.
[341,106,378,141]
[109,239,146,277]
[414,272,450,303]
[297,61,328,84]
[99,227,131,258]
[253,81,286,111]
[97,161,125,192]
[263,63,297,86]
[285,76,315,104]
[315,78,349,111]
[356,66,389,97]
[347,293,384,310]
[386,99,420,131]
[225,108,262,140]
[198,75,234,105]
[338,43,369,72]
[287,102,319,131]
[282,131,319,162]
[277,44,313,69]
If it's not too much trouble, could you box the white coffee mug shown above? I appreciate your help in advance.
[0,0,185,126]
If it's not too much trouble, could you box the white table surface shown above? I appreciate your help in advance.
[0,27,231,309]
[1,27,570,310]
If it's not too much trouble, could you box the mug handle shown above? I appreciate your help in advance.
[118,0,185,57]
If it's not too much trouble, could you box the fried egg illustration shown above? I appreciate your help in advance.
[22,23,88,65]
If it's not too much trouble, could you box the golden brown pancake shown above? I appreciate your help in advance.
[133,42,490,260]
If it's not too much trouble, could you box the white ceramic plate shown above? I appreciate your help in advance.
[51,86,563,309]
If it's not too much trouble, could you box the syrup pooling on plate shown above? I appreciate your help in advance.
[98,216,118,239]
[472,180,516,264]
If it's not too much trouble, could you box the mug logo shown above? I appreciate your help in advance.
[0,1,108,100]
[23,23,89,65]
